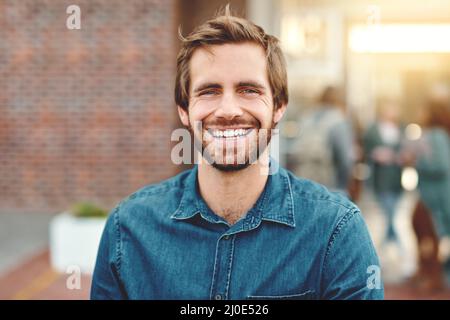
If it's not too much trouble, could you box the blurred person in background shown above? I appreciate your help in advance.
[410,200,444,292]
[290,86,355,195]
[407,89,450,289]
[363,98,405,251]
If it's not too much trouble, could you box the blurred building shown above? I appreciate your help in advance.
[0,0,251,213]
[2,0,450,213]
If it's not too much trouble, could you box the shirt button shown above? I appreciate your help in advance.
[215,294,222,300]
[223,235,230,240]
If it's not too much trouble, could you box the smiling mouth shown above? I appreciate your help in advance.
[206,128,254,139]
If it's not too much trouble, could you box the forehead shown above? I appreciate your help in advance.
[189,42,269,87]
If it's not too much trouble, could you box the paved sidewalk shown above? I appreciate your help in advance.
[0,249,91,300]
[385,284,450,299]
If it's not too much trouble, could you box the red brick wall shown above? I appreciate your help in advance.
[179,0,247,34]
[0,0,179,212]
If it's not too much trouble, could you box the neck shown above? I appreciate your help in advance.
[197,153,270,225]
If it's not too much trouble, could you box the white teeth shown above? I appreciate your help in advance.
[209,128,250,138]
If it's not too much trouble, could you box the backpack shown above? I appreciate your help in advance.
[291,109,343,187]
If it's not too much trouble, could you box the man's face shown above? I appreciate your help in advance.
[178,42,286,171]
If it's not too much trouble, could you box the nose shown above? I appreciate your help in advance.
[214,92,243,120]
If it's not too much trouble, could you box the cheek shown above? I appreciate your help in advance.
[241,98,274,126]
[189,99,218,122]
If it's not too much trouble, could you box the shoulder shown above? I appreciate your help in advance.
[125,169,190,200]
[431,127,450,141]
[109,169,193,223]
[323,108,346,124]
[281,168,377,271]
[363,124,380,145]
[286,168,357,210]
[283,168,363,230]
[364,123,377,136]
[425,128,450,151]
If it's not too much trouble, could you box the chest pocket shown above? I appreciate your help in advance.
[247,290,315,300]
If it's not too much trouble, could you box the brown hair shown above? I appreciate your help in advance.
[427,97,450,135]
[175,5,288,111]
[319,86,342,107]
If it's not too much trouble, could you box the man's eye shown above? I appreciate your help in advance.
[240,88,259,95]
[199,90,218,96]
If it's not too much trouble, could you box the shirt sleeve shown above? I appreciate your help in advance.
[90,207,128,300]
[321,207,384,300]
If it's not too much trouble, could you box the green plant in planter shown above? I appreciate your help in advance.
[70,202,108,218]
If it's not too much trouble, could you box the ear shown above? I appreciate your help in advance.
[177,106,190,127]
[273,103,287,125]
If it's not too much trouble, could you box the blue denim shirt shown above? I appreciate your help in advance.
[91,165,383,300]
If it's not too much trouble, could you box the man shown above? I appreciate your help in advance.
[91,8,383,300]
[290,86,355,195]
[363,98,404,248]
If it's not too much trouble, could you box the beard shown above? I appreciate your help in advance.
[189,116,276,172]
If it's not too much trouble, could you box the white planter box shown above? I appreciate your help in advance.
[49,212,107,274]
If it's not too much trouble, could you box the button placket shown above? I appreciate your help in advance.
[209,234,236,300]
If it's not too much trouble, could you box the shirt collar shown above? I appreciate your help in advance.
[170,164,296,228]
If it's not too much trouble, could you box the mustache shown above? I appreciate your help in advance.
[201,117,261,128]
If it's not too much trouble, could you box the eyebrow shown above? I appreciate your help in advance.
[193,82,222,94]
[193,81,266,94]
[237,81,266,90]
